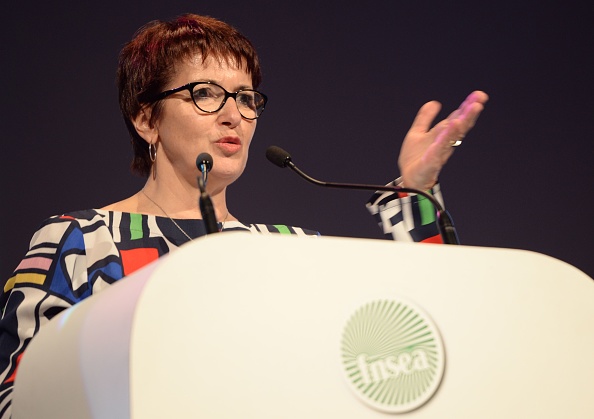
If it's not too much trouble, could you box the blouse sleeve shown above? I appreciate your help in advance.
[0,215,96,418]
[366,178,445,244]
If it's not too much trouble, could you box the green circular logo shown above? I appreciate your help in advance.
[341,299,445,413]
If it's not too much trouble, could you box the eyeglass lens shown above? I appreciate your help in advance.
[192,83,265,119]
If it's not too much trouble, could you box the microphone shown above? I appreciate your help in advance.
[196,153,213,186]
[195,153,219,235]
[265,145,460,245]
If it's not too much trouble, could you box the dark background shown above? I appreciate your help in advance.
[2,1,593,285]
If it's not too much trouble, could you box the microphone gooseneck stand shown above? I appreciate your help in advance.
[265,145,460,245]
[196,153,219,235]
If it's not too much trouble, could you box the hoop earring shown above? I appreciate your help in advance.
[149,143,157,163]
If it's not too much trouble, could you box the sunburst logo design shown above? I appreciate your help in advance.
[341,299,445,413]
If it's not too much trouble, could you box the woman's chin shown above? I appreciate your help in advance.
[210,166,245,186]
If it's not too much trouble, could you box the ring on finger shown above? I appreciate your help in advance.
[450,136,465,147]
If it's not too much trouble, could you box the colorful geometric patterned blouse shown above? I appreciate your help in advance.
[0,185,443,418]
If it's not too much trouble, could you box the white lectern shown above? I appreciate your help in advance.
[12,233,594,418]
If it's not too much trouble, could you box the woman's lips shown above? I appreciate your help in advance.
[215,137,242,154]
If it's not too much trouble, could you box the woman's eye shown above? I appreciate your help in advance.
[238,93,255,108]
[194,86,223,100]
[195,88,213,98]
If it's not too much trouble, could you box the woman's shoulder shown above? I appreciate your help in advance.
[37,209,108,224]
[36,209,123,238]
[35,209,165,241]
[31,209,109,240]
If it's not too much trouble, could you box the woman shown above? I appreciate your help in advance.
[0,13,487,418]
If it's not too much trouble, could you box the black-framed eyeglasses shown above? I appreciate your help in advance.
[146,81,267,120]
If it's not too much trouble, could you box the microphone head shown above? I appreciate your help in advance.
[266,146,292,168]
[196,153,213,173]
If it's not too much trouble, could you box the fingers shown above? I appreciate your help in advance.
[410,91,488,134]
[440,105,481,148]
[409,100,442,133]
[438,118,465,147]
[455,91,489,114]
[470,90,489,104]
[406,90,488,151]
[449,91,487,120]
[444,91,488,145]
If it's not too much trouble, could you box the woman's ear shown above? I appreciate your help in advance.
[131,106,158,144]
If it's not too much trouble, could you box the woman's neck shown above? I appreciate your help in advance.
[141,175,232,221]
[102,175,234,223]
